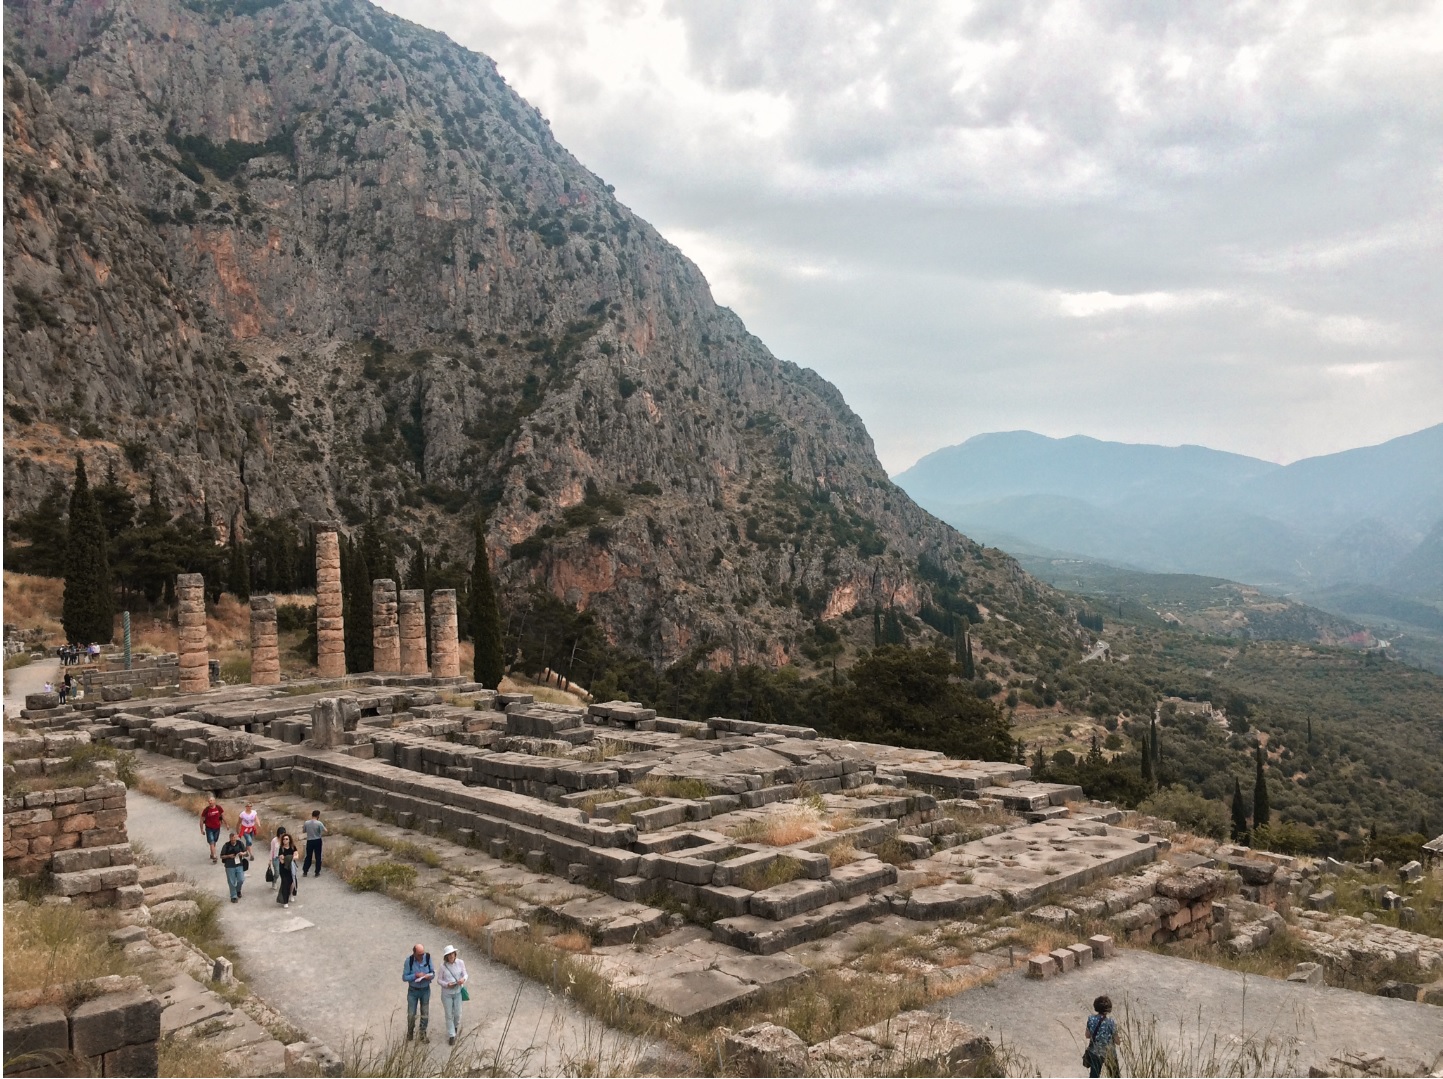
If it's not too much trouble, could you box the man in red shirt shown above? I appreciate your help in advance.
[200,795,226,863]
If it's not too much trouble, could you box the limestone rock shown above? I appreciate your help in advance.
[723,1023,807,1077]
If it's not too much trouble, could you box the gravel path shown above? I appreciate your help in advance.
[4,655,60,717]
[126,790,647,1075]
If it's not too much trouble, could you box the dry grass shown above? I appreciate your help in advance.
[2,903,131,1003]
[549,930,593,954]
[749,969,930,1047]
[499,673,588,705]
[157,1033,240,1077]
[635,775,712,800]
[821,838,861,867]
[335,824,444,868]
[728,806,823,847]
[735,855,805,892]
[2,572,64,642]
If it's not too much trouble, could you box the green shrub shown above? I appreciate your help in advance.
[350,862,418,892]
[1138,784,1229,840]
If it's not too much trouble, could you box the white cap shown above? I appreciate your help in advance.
[442,943,458,956]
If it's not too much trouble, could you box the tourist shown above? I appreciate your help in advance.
[268,826,288,890]
[402,943,435,1042]
[238,802,259,850]
[437,944,468,1046]
[88,642,100,664]
[58,672,70,704]
[1083,995,1117,1079]
[220,830,249,902]
[200,795,226,863]
[274,832,298,908]
[301,809,327,877]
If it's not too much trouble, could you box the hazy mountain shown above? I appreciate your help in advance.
[895,426,1443,595]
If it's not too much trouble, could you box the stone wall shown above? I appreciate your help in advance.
[3,976,161,1077]
[2,778,142,909]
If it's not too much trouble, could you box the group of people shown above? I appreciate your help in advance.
[199,796,327,908]
[403,942,470,1045]
[56,643,99,666]
[42,670,77,704]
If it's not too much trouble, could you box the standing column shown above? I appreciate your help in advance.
[250,596,280,686]
[398,588,428,675]
[430,589,460,679]
[372,579,400,674]
[176,573,209,695]
[315,529,346,678]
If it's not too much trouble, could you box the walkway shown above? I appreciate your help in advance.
[4,655,60,717]
[931,948,1442,1077]
[126,791,648,1075]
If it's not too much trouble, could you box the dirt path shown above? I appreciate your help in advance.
[126,791,647,1075]
[3,655,60,718]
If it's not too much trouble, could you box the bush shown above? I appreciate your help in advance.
[350,861,418,892]
[1138,784,1229,840]
[1252,821,1318,855]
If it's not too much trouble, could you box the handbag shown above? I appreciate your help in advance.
[265,865,275,883]
[460,986,470,1001]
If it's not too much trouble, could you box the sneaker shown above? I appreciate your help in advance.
[230,897,238,903]
[448,1036,455,1046]
[283,904,289,909]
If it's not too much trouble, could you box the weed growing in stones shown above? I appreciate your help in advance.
[2,903,131,1001]
[157,1032,239,1077]
[350,861,419,892]
[735,855,804,892]
[338,823,443,867]
[728,806,823,846]
[158,891,233,957]
[1112,992,1307,1077]
[635,775,712,800]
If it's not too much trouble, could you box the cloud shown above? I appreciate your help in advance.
[376,0,1443,469]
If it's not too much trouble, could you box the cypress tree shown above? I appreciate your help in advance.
[1140,736,1154,786]
[61,455,114,645]
[1086,733,1104,766]
[406,543,431,662]
[227,521,250,602]
[872,605,882,648]
[470,518,505,688]
[1253,743,1271,830]
[1150,717,1160,764]
[342,535,372,673]
[1231,778,1249,840]
[962,629,976,679]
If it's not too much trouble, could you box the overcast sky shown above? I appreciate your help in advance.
[377,0,1443,473]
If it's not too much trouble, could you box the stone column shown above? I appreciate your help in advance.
[398,588,428,676]
[250,596,281,686]
[315,530,345,678]
[372,579,400,674]
[176,573,209,695]
[311,697,343,748]
[430,589,460,679]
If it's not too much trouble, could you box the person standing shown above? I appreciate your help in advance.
[301,809,327,877]
[238,803,260,850]
[268,826,287,890]
[274,832,298,908]
[220,830,249,902]
[402,944,435,1042]
[1083,995,1118,1079]
[200,796,226,863]
[437,944,468,1046]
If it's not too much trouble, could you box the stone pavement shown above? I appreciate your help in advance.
[125,790,650,1075]
[931,948,1443,1077]
[4,655,60,717]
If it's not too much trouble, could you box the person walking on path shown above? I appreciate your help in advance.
[200,796,226,863]
[437,944,468,1046]
[301,809,327,877]
[220,830,250,902]
[1083,995,1118,1079]
[238,803,259,850]
[403,944,435,1043]
[274,832,298,908]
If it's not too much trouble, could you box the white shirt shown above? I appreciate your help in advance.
[438,958,467,990]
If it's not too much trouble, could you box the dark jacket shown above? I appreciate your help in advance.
[403,952,435,991]
[220,839,249,869]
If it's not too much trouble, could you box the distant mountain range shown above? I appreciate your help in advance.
[895,425,1443,627]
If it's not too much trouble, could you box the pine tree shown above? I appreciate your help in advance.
[470,518,505,688]
[1086,733,1104,766]
[1253,743,1271,830]
[93,461,136,543]
[342,534,372,674]
[61,455,114,645]
[1231,778,1249,841]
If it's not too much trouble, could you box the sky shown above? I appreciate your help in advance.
[375,0,1443,474]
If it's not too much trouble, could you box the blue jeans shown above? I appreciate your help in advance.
[225,864,245,899]
[441,988,463,1039]
[407,987,430,1036]
[303,839,322,875]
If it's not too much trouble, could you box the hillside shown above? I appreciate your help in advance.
[895,427,1443,596]
[1,0,1084,674]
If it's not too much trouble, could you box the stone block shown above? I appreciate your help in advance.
[25,692,59,710]
[69,989,162,1057]
[103,1040,160,1076]
[207,734,251,762]
[1067,942,1094,967]
[1027,904,1072,929]
[723,1023,807,1077]
[1048,947,1075,972]
[1286,962,1324,986]
[3,1004,70,1060]
[1376,980,1420,1001]
[1027,954,1058,978]
[1307,889,1335,911]
[749,879,838,920]
[1087,934,1115,959]
[1399,860,1423,884]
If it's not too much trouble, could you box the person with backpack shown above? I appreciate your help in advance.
[220,830,250,902]
[200,796,226,863]
[403,944,435,1042]
[436,944,469,1046]
[1083,995,1117,1078]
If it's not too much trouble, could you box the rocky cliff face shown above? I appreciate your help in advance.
[3,0,1081,668]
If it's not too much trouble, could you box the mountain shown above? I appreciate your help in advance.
[895,427,1443,595]
[1,0,1080,671]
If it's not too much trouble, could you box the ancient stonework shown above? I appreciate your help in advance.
[250,596,280,686]
[315,531,345,679]
[175,573,208,695]
[398,589,427,676]
[372,579,400,675]
[430,589,459,679]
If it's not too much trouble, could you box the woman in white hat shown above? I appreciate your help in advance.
[436,943,469,1045]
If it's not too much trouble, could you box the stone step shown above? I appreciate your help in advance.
[137,864,177,889]
[712,894,889,955]
[144,881,194,906]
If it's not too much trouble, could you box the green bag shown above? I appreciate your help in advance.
[460,986,470,1001]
